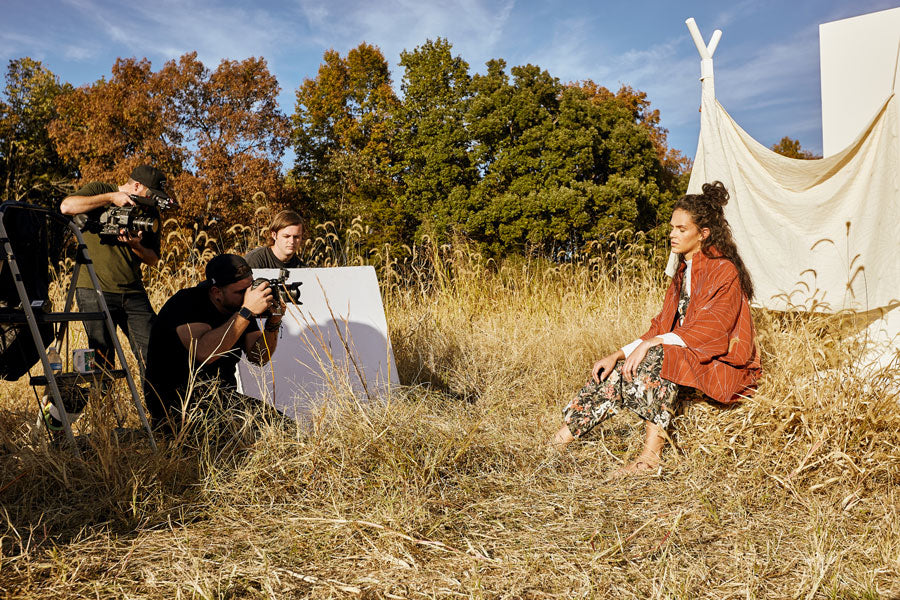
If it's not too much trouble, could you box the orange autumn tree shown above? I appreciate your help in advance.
[166,53,291,221]
[771,136,821,160]
[49,58,185,195]
[49,53,290,224]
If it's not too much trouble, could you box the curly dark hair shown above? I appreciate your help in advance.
[673,181,754,300]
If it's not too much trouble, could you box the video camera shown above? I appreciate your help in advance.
[76,191,178,238]
[251,268,302,317]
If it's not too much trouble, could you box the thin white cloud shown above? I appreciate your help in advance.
[715,31,820,109]
[709,0,764,29]
[63,45,98,62]
[0,31,51,64]
[509,5,825,155]
[6,0,890,159]
[296,0,329,29]
[0,30,46,52]
[57,0,303,68]
[518,16,608,83]
[291,0,516,72]
[61,0,131,46]
[0,7,99,66]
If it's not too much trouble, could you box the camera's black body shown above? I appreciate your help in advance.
[76,191,177,237]
[251,268,302,316]
[94,205,158,236]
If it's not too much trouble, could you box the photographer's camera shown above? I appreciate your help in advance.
[251,268,302,317]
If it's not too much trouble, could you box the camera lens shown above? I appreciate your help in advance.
[131,215,159,233]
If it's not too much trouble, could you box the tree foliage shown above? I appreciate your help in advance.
[292,43,399,243]
[291,39,689,255]
[455,65,676,253]
[0,58,74,204]
[771,136,821,160]
[49,53,290,221]
[4,37,689,259]
[394,38,476,241]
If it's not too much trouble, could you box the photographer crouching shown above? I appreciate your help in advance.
[143,254,285,436]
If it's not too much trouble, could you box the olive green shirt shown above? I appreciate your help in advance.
[72,181,160,294]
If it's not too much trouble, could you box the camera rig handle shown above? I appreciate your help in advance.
[128,191,178,211]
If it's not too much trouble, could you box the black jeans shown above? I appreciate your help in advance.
[149,379,287,438]
[75,288,155,379]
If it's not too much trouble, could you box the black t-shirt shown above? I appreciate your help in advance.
[143,284,259,425]
[244,246,303,269]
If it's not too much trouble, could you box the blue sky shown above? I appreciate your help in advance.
[2,0,898,161]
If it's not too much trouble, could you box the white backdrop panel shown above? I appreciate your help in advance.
[236,266,399,420]
[820,7,900,156]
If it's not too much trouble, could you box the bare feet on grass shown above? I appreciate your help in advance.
[607,452,661,479]
[607,421,666,480]
[548,424,574,453]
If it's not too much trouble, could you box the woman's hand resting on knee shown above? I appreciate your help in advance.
[621,337,663,382]
[592,350,624,383]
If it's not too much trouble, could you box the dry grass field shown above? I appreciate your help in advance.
[1,229,898,599]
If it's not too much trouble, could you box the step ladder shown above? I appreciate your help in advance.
[0,202,156,454]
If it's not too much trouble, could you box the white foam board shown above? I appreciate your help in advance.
[236,266,399,420]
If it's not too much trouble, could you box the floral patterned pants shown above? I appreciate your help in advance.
[562,345,680,438]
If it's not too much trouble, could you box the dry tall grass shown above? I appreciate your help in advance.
[1,233,898,599]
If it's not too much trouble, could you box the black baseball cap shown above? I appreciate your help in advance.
[130,165,169,198]
[205,254,252,287]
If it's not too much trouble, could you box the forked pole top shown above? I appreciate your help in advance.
[685,18,722,80]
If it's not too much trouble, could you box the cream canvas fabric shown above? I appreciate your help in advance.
[673,19,899,369]
[690,94,899,313]
[676,72,899,313]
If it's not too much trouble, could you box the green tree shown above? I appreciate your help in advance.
[0,58,74,204]
[291,39,689,256]
[292,43,399,244]
[458,64,670,254]
[394,38,475,242]
[463,63,590,253]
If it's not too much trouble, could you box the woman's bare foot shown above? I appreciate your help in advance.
[548,424,575,452]
[607,421,666,479]
[607,453,660,479]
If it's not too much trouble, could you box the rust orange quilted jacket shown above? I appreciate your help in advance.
[641,249,762,403]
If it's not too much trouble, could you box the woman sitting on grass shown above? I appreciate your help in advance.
[551,181,761,476]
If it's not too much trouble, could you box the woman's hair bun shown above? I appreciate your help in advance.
[701,180,729,208]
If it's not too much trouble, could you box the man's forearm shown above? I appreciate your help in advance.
[191,315,249,363]
[130,244,160,267]
[60,193,115,215]
[249,328,279,365]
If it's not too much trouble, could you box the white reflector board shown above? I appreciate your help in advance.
[236,266,399,420]
[820,7,900,156]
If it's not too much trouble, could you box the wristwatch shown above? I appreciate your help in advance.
[237,306,255,321]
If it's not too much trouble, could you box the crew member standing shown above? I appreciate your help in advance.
[60,164,167,377]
